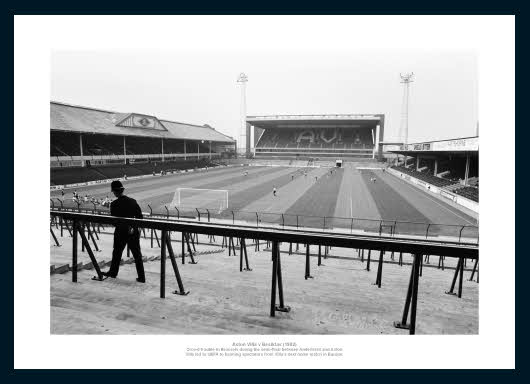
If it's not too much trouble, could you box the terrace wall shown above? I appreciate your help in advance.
[50,158,216,186]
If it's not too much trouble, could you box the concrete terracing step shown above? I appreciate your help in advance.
[50,247,227,276]
[50,260,110,275]
[51,245,479,335]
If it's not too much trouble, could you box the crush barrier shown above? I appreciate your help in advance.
[50,208,478,335]
[50,198,479,245]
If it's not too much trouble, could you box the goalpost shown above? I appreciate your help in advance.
[171,188,229,212]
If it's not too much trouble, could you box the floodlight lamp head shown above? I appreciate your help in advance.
[400,72,414,83]
[237,73,248,83]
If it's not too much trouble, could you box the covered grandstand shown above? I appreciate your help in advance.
[246,114,385,161]
[50,102,236,185]
[388,136,479,206]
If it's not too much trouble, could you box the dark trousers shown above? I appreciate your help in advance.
[108,229,145,280]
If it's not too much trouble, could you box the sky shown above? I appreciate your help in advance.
[51,50,478,144]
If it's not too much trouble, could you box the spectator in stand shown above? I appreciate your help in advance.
[102,195,111,208]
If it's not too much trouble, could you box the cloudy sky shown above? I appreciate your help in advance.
[51,49,477,144]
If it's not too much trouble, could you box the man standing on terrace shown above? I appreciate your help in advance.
[102,180,146,283]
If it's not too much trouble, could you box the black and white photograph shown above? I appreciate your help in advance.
[48,49,480,336]
[13,14,515,369]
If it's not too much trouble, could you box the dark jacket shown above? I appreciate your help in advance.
[110,195,143,234]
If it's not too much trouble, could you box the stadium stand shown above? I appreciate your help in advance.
[51,131,215,158]
[434,157,473,181]
[50,102,236,185]
[256,128,374,150]
[392,165,459,188]
[50,131,81,156]
[124,137,162,155]
[248,115,384,160]
[392,164,479,203]
[388,137,479,210]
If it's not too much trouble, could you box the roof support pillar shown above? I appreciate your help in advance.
[123,136,127,164]
[79,134,85,167]
[378,115,385,160]
[434,158,438,176]
[183,140,186,160]
[249,124,255,157]
[373,124,380,160]
[161,138,164,162]
[416,156,420,171]
[464,153,470,185]
[209,141,212,160]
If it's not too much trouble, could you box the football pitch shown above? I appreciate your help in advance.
[50,165,478,240]
[50,164,480,335]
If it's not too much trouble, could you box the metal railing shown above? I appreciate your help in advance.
[50,208,478,335]
[51,198,479,245]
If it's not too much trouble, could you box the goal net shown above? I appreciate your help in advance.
[171,188,229,212]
